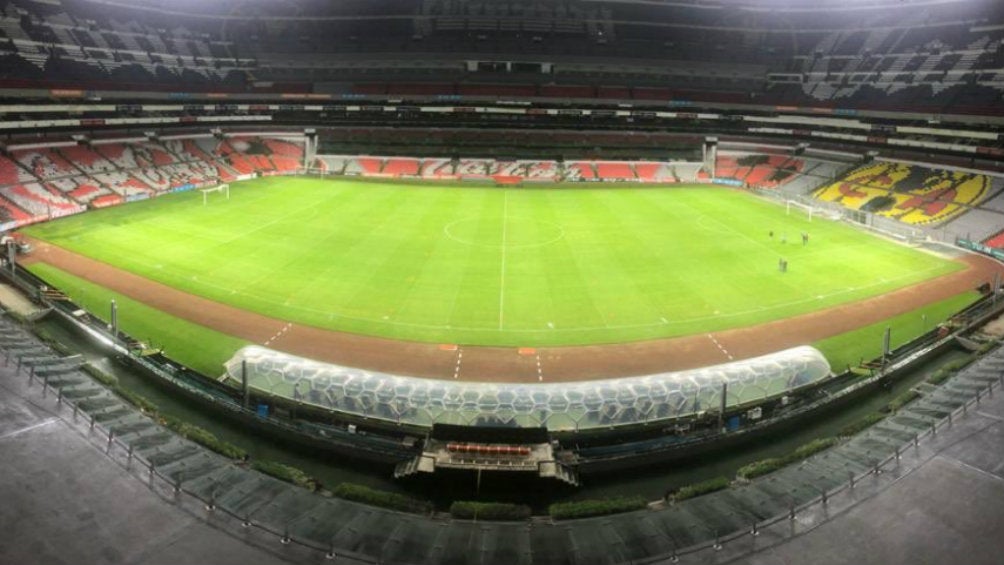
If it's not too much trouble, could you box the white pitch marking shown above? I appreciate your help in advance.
[263,322,293,346]
[453,348,464,379]
[707,334,734,361]
[498,191,509,330]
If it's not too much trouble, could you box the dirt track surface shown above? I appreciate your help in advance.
[23,239,1003,383]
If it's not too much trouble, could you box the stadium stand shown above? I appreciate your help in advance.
[211,140,256,175]
[0,0,1001,119]
[984,229,1004,249]
[0,195,34,226]
[565,162,597,180]
[93,172,153,199]
[522,161,560,182]
[420,159,454,179]
[12,148,77,180]
[813,162,995,225]
[46,176,111,205]
[744,156,804,188]
[313,156,346,174]
[595,161,637,181]
[224,138,277,173]
[170,140,238,181]
[715,155,742,180]
[455,159,493,178]
[487,161,524,178]
[344,157,383,176]
[58,145,116,175]
[0,156,31,186]
[312,155,726,185]
[1,183,83,219]
[93,143,140,169]
[381,158,420,176]
[633,162,672,182]
[261,138,304,172]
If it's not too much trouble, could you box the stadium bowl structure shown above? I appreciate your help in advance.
[226,344,832,433]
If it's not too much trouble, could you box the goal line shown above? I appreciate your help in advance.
[200,183,230,205]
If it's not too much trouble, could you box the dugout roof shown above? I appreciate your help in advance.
[225,345,831,432]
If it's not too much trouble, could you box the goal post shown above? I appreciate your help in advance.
[200,183,230,205]
[786,199,815,222]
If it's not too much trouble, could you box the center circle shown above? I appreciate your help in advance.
[444,216,565,249]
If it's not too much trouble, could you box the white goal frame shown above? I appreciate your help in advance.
[200,183,230,205]
[786,199,817,222]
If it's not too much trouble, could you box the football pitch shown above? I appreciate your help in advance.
[24,177,963,347]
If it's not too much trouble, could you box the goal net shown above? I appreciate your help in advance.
[200,183,230,205]
[786,200,822,222]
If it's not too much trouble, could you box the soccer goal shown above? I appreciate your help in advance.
[785,199,818,222]
[200,183,230,205]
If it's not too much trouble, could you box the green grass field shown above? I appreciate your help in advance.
[24,177,964,347]
[29,263,249,377]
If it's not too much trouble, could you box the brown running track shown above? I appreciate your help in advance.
[22,238,1004,383]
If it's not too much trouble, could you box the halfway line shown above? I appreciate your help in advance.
[499,191,509,330]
